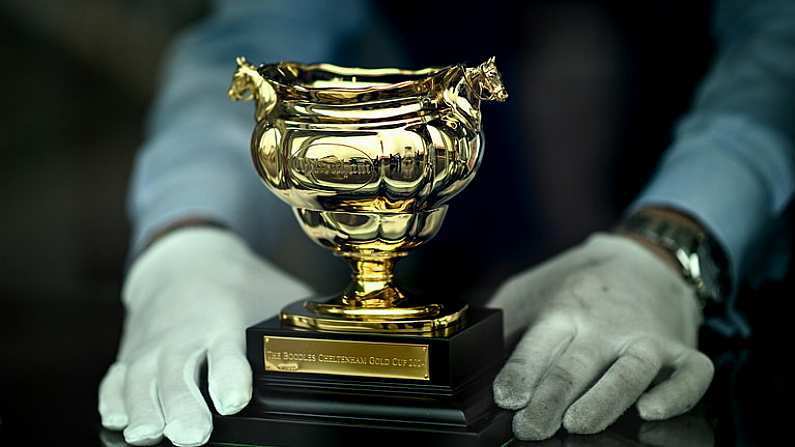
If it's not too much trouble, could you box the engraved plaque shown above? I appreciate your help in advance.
[264,336,430,381]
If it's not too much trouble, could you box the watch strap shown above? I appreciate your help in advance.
[619,211,727,308]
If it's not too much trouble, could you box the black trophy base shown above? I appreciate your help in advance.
[209,400,512,447]
[208,303,512,447]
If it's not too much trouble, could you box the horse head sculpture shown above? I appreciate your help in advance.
[228,57,277,121]
[469,56,508,102]
[437,57,508,128]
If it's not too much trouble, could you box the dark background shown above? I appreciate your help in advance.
[0,1,789,445]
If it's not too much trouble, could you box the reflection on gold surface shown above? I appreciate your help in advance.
[230,57,506,333]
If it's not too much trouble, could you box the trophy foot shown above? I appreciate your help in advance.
[280,298,468,335]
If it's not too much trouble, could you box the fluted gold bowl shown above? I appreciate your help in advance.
[230,57,506,333]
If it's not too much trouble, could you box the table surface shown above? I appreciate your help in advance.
[0,285,786,446]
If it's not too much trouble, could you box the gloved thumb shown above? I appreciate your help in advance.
[207,334,253,415]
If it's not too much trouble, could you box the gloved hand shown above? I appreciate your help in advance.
[490,233,714,440]
[98,227,311,446]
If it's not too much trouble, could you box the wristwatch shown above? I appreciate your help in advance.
[618,210,727,308]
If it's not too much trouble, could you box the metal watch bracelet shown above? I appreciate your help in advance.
[618,211,728,309]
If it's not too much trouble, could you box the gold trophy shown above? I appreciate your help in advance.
[210,57,511,446]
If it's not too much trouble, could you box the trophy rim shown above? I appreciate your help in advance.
[256,60,463,97]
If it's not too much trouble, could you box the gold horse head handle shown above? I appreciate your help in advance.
[228,56,277,121]
[467,56,509,102]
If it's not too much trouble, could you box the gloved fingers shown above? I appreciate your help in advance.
[208,335,253,415]
[122,358,165,446]
[637,349,714,421]
[99,363,129,430]
[157,348,213,447]
[493,318,575,410]
[513,342,609,441]
[563,338,663,434]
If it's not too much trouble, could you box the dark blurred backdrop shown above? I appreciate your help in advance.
[8,0,781,445]
[0,1,208,442]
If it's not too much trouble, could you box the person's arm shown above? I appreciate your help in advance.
[490,0,795,440]
[630,0,795,317]
[128,0,372,257]
[100,3,374,447]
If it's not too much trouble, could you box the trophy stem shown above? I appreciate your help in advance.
[341,254,406,308]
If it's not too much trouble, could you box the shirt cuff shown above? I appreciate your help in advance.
[631,114,795,288]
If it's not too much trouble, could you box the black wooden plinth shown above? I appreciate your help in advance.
[208,302,512,447]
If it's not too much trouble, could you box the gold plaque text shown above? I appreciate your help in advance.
[264,336,430,381]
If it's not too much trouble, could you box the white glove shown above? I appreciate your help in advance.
[97,227,311,446]
[490,233,714,440]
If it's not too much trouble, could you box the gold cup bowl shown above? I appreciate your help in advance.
[229,57,507,333]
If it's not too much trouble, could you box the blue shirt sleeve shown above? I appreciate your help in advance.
[632,0,795,295]
[127,0,372,257]
[632,0,795,337]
